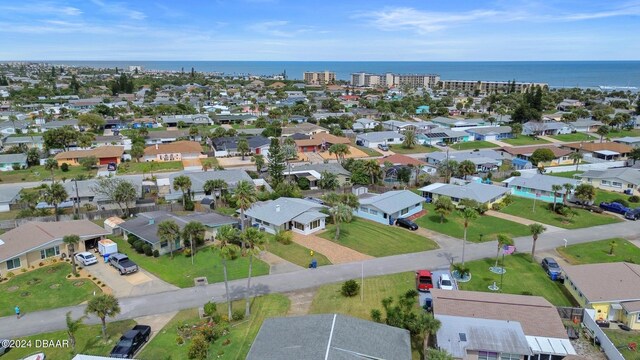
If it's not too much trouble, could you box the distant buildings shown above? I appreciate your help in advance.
[303,71,335,85]
[440,80,548,93]
[351,72,440,88]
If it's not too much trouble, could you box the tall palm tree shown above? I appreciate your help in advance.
[66,311,86,353]
[363,159,382,185]
[216,225,241,320]
[203,179,228,206]
[461,207,478,265]
[569,152,583,171]
[182,221,206,264]
[237,138,250,161]
[434,197,454,223]
[421,313,442,349]
[157,220,181,259]
[41,182,68,221]
[328,143,350,164]
[319,171,339,193]
[495,234,513,269]
[457,160,476,179]
[551,184,563,211]
[44,158,58,182]
[330,203,353,241]
[528,223,547,261]
[85,294,121,339]
[402,130,417,149]
[596,125,609,143]
[63,234,80,276]
[234,180,257,231]
[173,175,192,208]
[242,227,266,317]
[562,183,575,204]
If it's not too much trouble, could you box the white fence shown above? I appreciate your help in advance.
[582,309,625,360]
[519,161,627,175]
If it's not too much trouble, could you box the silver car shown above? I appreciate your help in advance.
[75,252,98,266]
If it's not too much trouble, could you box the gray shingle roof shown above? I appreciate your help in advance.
[169,169,253,194]
[212,136,270,151]
[0,153,27,164]
[580,168,640,185]
[427,149,503,163]
[465,126,512,135]
[287,163,350,176]
[505,173,579,193]
[2,136,43,145]
[420,182,510,203]
[356,131,403,143]
[244,197,327,226]
[359,190,425,214]
[246,314,411,360]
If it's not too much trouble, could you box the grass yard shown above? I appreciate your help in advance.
[0,165,96,183]
[459,254,576,306]
[319,218,439,257]
[594,189,634,204]
[448,141,497,151]
[389,144,439,154]
[110,237,269,288]
[556,238,640,265]
[415,203,531,242]
[607,128,640,138]
[603,329,640,360]
[117,161,184,174]
[0,209,21,221]
[6,320,136,359]
[352,142,382,157]
[140,294,290,360]
[502,136,551,146]
[547,170,583,179]
[500,197,621,229]
[266,239,332,267]
[550,133,597,142]
[0,262,100,317]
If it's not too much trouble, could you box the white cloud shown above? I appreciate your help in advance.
[0,2,82,17]
[90,0,146,20]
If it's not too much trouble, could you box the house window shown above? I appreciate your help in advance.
[6,257,21,270]
[369,209,378,215]
[40,246,60,259]
[310,220,321,229]
[360,206,369,213]
[612,182,623,188]
[637,313,640,323]
[601,180,611,186]
[478,351,498,360]
[294,222,305,231]
[401,208,409,215]
[500,354,520,360]
[160,241,168,248]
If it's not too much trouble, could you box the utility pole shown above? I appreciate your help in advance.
[73,178,80,216]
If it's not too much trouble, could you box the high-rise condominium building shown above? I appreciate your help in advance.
[350,72,440,88]
[303,71,336,85]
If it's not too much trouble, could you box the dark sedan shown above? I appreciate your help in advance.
[396,218,419,231]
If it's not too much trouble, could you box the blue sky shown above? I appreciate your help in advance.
[0,0,639,60]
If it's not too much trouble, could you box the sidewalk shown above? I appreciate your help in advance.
[487,139,512,147]
[291,232,373,264]
[485,210,563,233]
[537,135,563,143]
[259,251,305,274]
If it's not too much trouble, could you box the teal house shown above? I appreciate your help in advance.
[416,105,430,114]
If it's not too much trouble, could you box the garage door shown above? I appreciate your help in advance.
[99,157,117,165]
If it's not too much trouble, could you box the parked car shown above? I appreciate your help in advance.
[107,162,117,171]
[396,217,418,231]
[415,270,433,292]
[624,208,640,220]
[541,257,562,278]
[438,274,454,290]
[568,196,594,206]
[75,252,98,266]
[435,141,446,146]
[109,325,151,358]
[108,253,139,275]
[599,201,630,215]
[377,143,389,151]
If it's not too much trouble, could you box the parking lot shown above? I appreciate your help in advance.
[417,268,457,309]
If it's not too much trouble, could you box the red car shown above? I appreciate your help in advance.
[415,270,433,292]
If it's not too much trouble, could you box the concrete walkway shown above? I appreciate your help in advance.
[259,251,305,275]
[487,139,512,147]
[485,210,564,233]
[538,135,563,143]
[291,232,373,264]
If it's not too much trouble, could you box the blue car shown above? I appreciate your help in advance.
[599,202,630,215]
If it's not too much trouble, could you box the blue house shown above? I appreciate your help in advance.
[416,105,430,114]
[354,190,425,225]
[465,126,513,141]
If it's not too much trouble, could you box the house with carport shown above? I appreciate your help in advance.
[579,168,640,194]
[419,182,510,208]
[354,190,425,225]
[243,197,328,235]
[504,173,579,203]
[498,145,572,169]
[356,131,404,148]
[143,141,205,162]
[54,146,124,167]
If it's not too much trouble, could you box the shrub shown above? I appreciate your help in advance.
[297,177,310,190]
[477,203,489,214]
[153,250,159,258]
[341,280,360,297]
[75,273,80,277]
[133,240,145,253]
[370,309,382,323]
[222,339,231,346]
[210,312,222,324]
[127,235,138,247]
[143,244,153,256]
[7,272,15,278]
[629,195,640,203]
[60,163,69,172]
[183,248,192,257]
[203,302,217,317]
[232,309,245,321]
[510,171,521,177]
[176,336,184,345]
[187,334,208,360]
[502,194,514,206]
[274,230,293,245]
[39,262,45,267]
[491,203,503,211]
[96,281,101,284]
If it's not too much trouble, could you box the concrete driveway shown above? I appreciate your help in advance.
[417,268,457,308]
[82,259,178,297]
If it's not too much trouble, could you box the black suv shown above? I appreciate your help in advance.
[396,218,418,231]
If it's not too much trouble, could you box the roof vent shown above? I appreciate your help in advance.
[275,205,280,212]
[459,333,467,342]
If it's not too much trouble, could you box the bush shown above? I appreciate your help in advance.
[60,163,69,172]
[6,271,15,278]
[210,312,222,324]
[341,280,360,297]
[153,250,159,258]
[203,302,217,317]
[143,244,153,256]
[297,177,310,190]
[232,309,245,321]
[133,240,145,253]
[274,230,293,245]
[176,335,184,345]
[502,194,514,206]
[127,234,139,246]
[370,309,382,323]
[491,202,503,211]
[183,248,192,257]
[629,195,640,203]
[187,334,208,360]
[510,171,521,177]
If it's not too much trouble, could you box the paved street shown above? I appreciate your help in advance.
[2,219,639,339]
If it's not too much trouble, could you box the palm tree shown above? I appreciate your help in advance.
[41,182,68,221]
[510,123,523,138]
[251,154,265,172]
[528,223,547,261]
[363,159,382,185]
[157,220,181,259]
[495,234,513,269]
[203,179,228,206]
[629,148,640,165]
[182,221,206,264]
[328,143,350,164]
[330,203,353,241]
[569,152,583,171]
[460,207,478,265]
[551,184,563,211]
[562,183,575,204]
[319,171,339,193]
[63,234,81,276]
[44,158,58,182]
[85,294,121,339]
[234,180,257,231]
[457,160,476,179]
[402,130,417,149]
[242,227,266,317]
[66,311,86,353]
[574,183,596,207]
[421,313,442,349]
[216,225,241,320]
[173,175,192,208]
[596,125,609,143]
[237,138,250,161]
[434,197,454,223]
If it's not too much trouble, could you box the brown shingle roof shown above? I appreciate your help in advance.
[295,133,350,147]
[144,141,203,155]
[431,289,568,339]
[499,145,571,158]
[377,154,426,166]
[0,221,110,261]
[54,146,124,160]
[563,142,633,154]
[563,262,640,303]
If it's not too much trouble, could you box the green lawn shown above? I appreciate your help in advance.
[448,141,497,151]
[110,237,269,288]
[7,320,136,359]
[594,189,634,204]
[603,329,640,360]
[389,144,439,154]
[319,218,439,257]
[266,239,332,267]
[502,136,551,146]
[548,170,583,179]
[500,197,622,229]
[351,142,382,157]
[232,124,256,129]
[550,133,597,142]
[0,209,21,220]
[415,203,531,242]
[607,128,640,138]
[309,272,415,320]
[459,254,576,306]
[556,238,640,265]
[117,161,184,174]
[0,262,100,317]
[140,294,290,360]
[0,164,96,183]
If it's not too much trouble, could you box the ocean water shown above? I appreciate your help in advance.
[42,61,640,88]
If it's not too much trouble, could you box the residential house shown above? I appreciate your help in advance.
[143,141,205,162]
[40,119,79,132]
[294,133,350,153]
[246,314,411,360]
[281,123,328,137]
[284,163,351,188]
[211,114,258,125]
[143,130,189,145]
[425,150,504,172]
[431,116,486,130]
[419,129,471,145]
[419,181,510,207]
[0,220,110,274]
[0,185,22,212]
[498,145,573,169]
[431,289,576,359]
[377,153,427,167]
[67,98,103,111]
[243,197,328,235]
[504,173,579,203]
[569,119,603,133]
[557,99,584,111]
[351,118,379,132]
[211,136,270,157]
[62,177,143,208]
[0,153,27,171]
[356,131,404,148]
[562,142,633,161]
[93,135,131,150]
[382,120,418,132]
[563,262,640,329]
[160,114,211,127]
[0,120,30,135]
[1,135,44,150]
[54,146,124,166]
[522,121,572,136]
[165,169,254,201]
[354,190,425,225]
[579,168,640,193]
[614,136,640,147]
[465,126,512,141]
